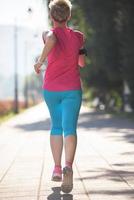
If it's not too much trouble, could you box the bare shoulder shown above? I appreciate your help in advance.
[42,30,49,36]
[45,31,57,42]
[74,29,84,35]
[74,30,86,42]
[42,30,57,43]
[74,30,83,34]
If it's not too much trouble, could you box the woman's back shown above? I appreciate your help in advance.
[43,26,84,91]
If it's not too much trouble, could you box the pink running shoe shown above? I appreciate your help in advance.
[51,167,62,182]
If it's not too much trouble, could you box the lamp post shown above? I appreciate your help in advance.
[13,7,33,112]
[24,40,28,108]
[24,7,33,108]
[14,18,19,113]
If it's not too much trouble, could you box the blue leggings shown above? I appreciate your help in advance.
[42,89,82,137]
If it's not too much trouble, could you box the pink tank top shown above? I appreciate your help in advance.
[42,26,84,91]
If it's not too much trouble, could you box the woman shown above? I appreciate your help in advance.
[34,0,86,193]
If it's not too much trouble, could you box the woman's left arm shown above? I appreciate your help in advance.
[78,35,86,68]
[78,50,86,68]
[34,31,56,74]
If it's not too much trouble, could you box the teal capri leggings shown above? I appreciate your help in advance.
[42,89,82,137]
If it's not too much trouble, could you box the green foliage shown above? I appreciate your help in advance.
[116,1,134,109]
[72,0,134,111]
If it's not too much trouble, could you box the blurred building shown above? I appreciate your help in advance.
[0,24,41,100]
[0,0,49,101]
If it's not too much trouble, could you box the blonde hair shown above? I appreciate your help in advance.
[49,0,72,23]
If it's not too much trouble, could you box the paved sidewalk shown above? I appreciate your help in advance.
[0,103,134,200]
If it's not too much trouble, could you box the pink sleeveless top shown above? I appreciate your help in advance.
[42,26,84,91]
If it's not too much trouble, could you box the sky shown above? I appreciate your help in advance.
[0,0,48,29]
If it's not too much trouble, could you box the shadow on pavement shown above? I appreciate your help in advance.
[76,168,134,199]
[77,168,134,182]
[78,111,134,144]
[88,189,134,198]
[47,187,73,200]
[15,118,51,132]
[15,110,134,133]
[78,111,134,131]
[14,110,134,144]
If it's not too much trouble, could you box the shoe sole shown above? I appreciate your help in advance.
[51,176,62,182]
[61,167,73,193]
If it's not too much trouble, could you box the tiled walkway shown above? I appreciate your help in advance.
[0,103,134,200]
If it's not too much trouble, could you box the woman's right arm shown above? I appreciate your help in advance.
[34,31,56,74]
[38,31,56,63]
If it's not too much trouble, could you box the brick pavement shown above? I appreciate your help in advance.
[0,103,134,200]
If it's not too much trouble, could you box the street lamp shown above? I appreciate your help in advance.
[14,18,19,113]
[28,7,32,14]
[14,7,33,112]
[24,7,33,108]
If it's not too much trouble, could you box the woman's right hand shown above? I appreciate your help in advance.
[34,62,42,74]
